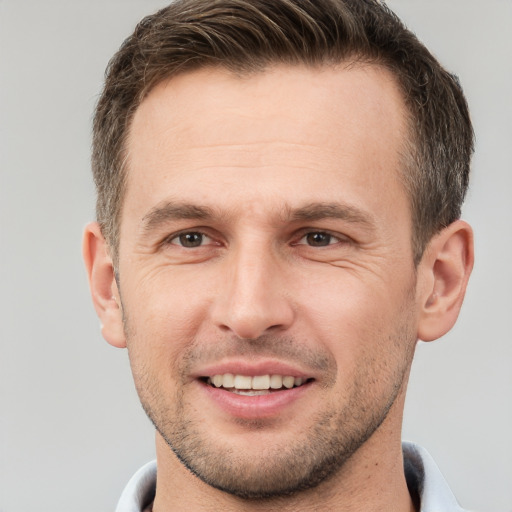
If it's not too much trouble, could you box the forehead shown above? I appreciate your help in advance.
[123,64,410,229]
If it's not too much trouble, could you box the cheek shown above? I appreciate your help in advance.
[121,275,211,388]
[296,271,392,335]
[123,265,212,331]
[295,270,416,370]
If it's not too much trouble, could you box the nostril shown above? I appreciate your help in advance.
[211,282,295,340]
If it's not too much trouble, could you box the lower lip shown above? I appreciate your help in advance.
[199,381,313,420]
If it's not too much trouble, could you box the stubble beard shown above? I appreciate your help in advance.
[125,315,417,501]
[152,390,401,500]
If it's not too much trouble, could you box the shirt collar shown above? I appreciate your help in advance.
[403,441,467,511]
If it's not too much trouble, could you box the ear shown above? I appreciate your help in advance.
[416,220,474,342]
[82,222,126,348]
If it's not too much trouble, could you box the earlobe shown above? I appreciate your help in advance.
[82,222,126,348]
[417,220,474,342]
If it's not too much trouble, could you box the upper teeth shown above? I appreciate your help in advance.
[208,374,304,390]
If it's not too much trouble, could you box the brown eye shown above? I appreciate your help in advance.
[304,232,333,247]
[176,232,205,247]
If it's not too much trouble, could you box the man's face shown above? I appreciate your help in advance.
[116,64,420,497]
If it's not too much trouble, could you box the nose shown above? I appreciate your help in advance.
[211,244,295,340]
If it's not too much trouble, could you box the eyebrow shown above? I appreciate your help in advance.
[140,200,375,233]
[141,202,217,233]
[288,202,375,228]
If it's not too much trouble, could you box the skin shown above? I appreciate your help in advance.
[84,64,473,511]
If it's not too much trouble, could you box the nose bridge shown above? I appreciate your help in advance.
[213,237,294,339]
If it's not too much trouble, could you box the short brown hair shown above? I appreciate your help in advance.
[92,0,473,264]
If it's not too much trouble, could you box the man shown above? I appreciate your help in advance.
[83,0,474,510]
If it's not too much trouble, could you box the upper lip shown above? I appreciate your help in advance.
[191,359,315,379]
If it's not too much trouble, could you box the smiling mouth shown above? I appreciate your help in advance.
[202,374,314,396]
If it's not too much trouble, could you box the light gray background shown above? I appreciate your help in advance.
[1,1,510,511]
